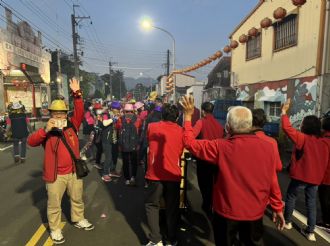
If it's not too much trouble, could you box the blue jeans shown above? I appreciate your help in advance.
[284,179,318,233]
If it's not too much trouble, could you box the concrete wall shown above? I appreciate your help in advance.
[231,0,323,85]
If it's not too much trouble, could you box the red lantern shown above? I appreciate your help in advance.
[239,34,248,44]
[230,40,239,49]
[223,46,232,53]
[260,17,273,29]
[210,54,218,60]
[292,0,306,7]
[248,27,258,37]
[215,51,223,58]
[273,7,287,20]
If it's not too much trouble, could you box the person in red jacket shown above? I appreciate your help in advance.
[27,78,94,245]
[181,95,284,246]
[281,99,329,242]
[317,114,330,230]
[193,101,224,217]
[145,104,184,246]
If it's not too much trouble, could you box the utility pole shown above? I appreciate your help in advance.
[56,49,62,96]
[166,49,170,76]
[108,59,117,100]
[71,5,90,79]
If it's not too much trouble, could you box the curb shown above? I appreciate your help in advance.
[292,209,330,243]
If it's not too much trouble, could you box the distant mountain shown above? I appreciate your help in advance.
[124,77,157,90]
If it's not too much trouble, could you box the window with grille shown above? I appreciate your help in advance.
[274,14,298,51]
[246,33,261,60]
[267,102,281,117]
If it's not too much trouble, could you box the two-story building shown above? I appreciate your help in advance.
[230,0,330,126]
[203,56,236,102]
[0,8,51,115]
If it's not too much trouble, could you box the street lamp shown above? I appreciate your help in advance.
[141,18,176,102]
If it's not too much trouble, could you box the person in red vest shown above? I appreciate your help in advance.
[317,114,330,230]
[144,104,184,246]
[181,95,284,246]
[27,78,94,245]
[193,101,224,217]
[281,99,329,242]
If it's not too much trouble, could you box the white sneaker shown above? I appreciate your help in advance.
[74,219,94,230]
[145,241,164,246]
[50,229,65,244]
[284,222,292,230]
[125,180,130,185]
[130,177,136,186]
[301,228,316,241]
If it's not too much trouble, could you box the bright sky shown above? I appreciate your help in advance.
[1,0,258,80]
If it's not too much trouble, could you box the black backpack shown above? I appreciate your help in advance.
[119,115,139,152]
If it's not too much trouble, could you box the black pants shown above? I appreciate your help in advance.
[122,151,137,180]
[145,181,180,244]
[13,137,27,158]
[319,184,330,225]
[196,158,218,215]
[95,142,103,164]
[213,213,264,246]
[112,143,119,167]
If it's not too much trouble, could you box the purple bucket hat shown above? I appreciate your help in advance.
[154,106,162,112]
[110,101,121,110]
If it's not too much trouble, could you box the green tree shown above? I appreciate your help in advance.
[94,89,104,99]
[101,70,126,100]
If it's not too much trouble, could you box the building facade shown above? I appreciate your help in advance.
[0,8,51,115]
[230,0,330,126]
[203,56,236,102]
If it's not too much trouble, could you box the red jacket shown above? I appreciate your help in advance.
[193,114,224,140]
[255,131,282,171]
[184,121,283,221]
[28,98,84,182]
[282,115,329,185]
[145,121,184,182]
[321,131,330,185]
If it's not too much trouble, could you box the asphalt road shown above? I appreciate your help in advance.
[0,140,329,246]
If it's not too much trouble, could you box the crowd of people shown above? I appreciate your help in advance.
[3,77,328,245]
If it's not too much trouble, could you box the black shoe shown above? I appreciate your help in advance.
[20,158,25,164]
[14,156,20,163]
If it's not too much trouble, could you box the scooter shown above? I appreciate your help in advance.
[0,114,8,142]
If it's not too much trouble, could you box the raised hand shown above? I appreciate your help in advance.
[69,77,80,93]
[181,95,195,117]
[281,98,291,115]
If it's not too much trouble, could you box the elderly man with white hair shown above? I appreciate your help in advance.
[181,95,284,246]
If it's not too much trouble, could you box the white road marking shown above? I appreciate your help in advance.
[0,145,13,151]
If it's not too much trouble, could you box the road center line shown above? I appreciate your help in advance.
[25,224,47,246]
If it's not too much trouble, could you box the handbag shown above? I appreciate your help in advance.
[60,135,89,178]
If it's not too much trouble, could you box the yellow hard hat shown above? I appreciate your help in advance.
[148,91,158,101]
[129,99,136,104]
[48,99,68,111]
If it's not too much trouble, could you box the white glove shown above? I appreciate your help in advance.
[103,119,113,127]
